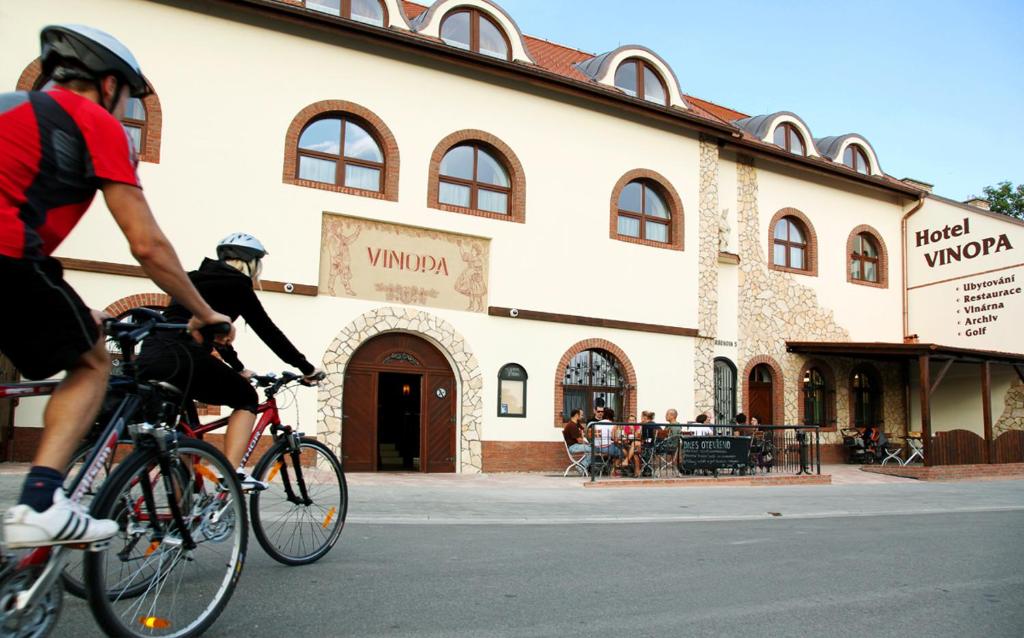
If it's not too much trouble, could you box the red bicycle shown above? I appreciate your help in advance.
[178,371,347,566]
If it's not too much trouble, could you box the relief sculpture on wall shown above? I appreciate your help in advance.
[319,213,490,313]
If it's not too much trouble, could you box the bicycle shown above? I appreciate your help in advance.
[178,371,347,566]
[0,309,247,638]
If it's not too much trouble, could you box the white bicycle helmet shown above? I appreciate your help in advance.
[40,24,153,98]
[216,233,268,262]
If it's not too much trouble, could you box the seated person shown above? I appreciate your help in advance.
[664,408,682,435]
[689,412,713,436]
[562,409,593,469]
[734,412,756,437]
[590,407,624,467]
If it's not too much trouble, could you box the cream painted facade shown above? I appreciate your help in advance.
[3,0,1022,469]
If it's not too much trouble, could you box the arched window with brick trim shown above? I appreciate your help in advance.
[799,359,836,431]
[283,100,399,201]
[768,208,818,276]
[428,130,525,223]
[553,339,637,428]
[847,225,888,288]
[850,364,883,428]
[609,169,684,250]
[15,57,163,163]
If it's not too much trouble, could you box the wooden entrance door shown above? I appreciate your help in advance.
[342,333,456,473]
[748,364,774,424]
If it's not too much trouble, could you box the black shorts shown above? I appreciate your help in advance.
[136,339,258,413]
[0,256,98,380]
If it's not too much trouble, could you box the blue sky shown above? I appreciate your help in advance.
[495,0,1023,201]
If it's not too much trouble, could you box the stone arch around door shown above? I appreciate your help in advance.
[318,307,482,473]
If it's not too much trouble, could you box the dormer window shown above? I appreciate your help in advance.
[843,144,870,174]
[613,59,667,105]
[440,9,510,60]
[305,0,386,26]
[773,123,806,156]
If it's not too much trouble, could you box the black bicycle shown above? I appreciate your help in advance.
[0,309,247,638]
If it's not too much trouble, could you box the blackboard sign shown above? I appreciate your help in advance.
[681,436,751,471]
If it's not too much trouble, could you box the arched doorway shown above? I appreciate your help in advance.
[713,358,737,425]
[748,363,774,424]
[561,349,628,421]
[343,333,456,472]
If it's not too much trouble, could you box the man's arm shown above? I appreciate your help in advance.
[102,182,234,340]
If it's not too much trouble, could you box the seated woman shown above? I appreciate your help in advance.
[590,407,624,472]
[138,233,321,490]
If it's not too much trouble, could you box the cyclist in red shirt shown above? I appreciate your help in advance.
[0,25,234,548]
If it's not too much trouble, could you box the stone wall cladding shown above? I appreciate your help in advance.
[552,339,637,428]
[282,99,400,201]
[736,156,905,443]
[427,129,526,223]
[608,168,685,251]
[319,307,483,472]
[692,136,720,413]
[995,378,1024,434]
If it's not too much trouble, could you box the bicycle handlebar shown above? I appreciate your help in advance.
[251,370,325,398]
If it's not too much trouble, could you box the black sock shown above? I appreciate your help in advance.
[18,466,65,513]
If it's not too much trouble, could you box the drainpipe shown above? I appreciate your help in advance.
[901,195,927,340]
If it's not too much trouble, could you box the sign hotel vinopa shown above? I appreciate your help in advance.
[906,204,1023,351]
[318,213,490,312]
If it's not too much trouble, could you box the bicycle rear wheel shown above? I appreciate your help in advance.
[84,438,247,638]
[250,437,347,565]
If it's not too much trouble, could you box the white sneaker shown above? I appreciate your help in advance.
[3,489,118,549]
[236,471,268,492]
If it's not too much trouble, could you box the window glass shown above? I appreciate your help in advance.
[642,66,666,104]
[864,261,877,282]
[476,149,509,187]
[306,0,341,16]
[773,244,787,266]
[790,129,805,155]
[850,258,861,279]
[617,216,640,238]
[123,97,145,121]
[343,121,383,161]
[855,147,869,174]
[344,165,380,191]
[478,189,508,214]
[478,16,508,59]
[124,125,142,154]
[441,11,471,50]
[645,221,668,243]
[643,186,669,218]
[773,126,786,147]
[858,234,878,257]
[791,247,805,270]
[618,181,643,213]
[773,220,789,240]
[439,182,471,207]
[299,156,337,184]
[614,61,638,98]
[440,145,475,179]
[843,145,854,167]
[350,0,384,25]
[787,219,805,243]
[299,118,342,155]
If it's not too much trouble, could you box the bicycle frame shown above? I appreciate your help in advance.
[180,397,281,470]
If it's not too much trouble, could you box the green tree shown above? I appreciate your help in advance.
[976,181,1024,220]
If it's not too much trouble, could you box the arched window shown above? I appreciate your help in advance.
[773,122,806,156]
[851,232,880,283]
[120,97,146,157]
[713,358,737,425]
[800,362,835,429]
[296,115,385,192]
[772,216,808,270]
[438,143,510,214]
[843,144,870,174]
[305,0,386,25]
[617,180,671,243]
[850,365,883,427]
[613,58,668,105]
[562,350,626,422]
[497,363,527,417]
[747,363,775,424]
[609,170,683,250]
[440,9,510,60]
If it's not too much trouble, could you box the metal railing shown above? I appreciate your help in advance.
[583,423,821,482]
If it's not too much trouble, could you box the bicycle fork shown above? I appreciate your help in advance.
[271,427,312,506]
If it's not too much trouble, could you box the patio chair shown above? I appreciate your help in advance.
[904,434,924,465]
[881,440,904,465]
[563,440,589,477]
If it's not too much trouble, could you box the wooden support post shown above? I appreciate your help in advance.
[982,362,994,464]
[919,354,932,467]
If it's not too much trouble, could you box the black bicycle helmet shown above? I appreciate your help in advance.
[40,24,153,98]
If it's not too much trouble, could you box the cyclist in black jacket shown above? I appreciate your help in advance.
[138,233,321,489]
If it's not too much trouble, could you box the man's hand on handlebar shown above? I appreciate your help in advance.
[187,312,235,345]
[302,368,326,386]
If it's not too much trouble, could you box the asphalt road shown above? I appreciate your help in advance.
[25,477,1024,638]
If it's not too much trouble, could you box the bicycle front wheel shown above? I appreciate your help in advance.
[250,437,347,565]
[83,438,247,638]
